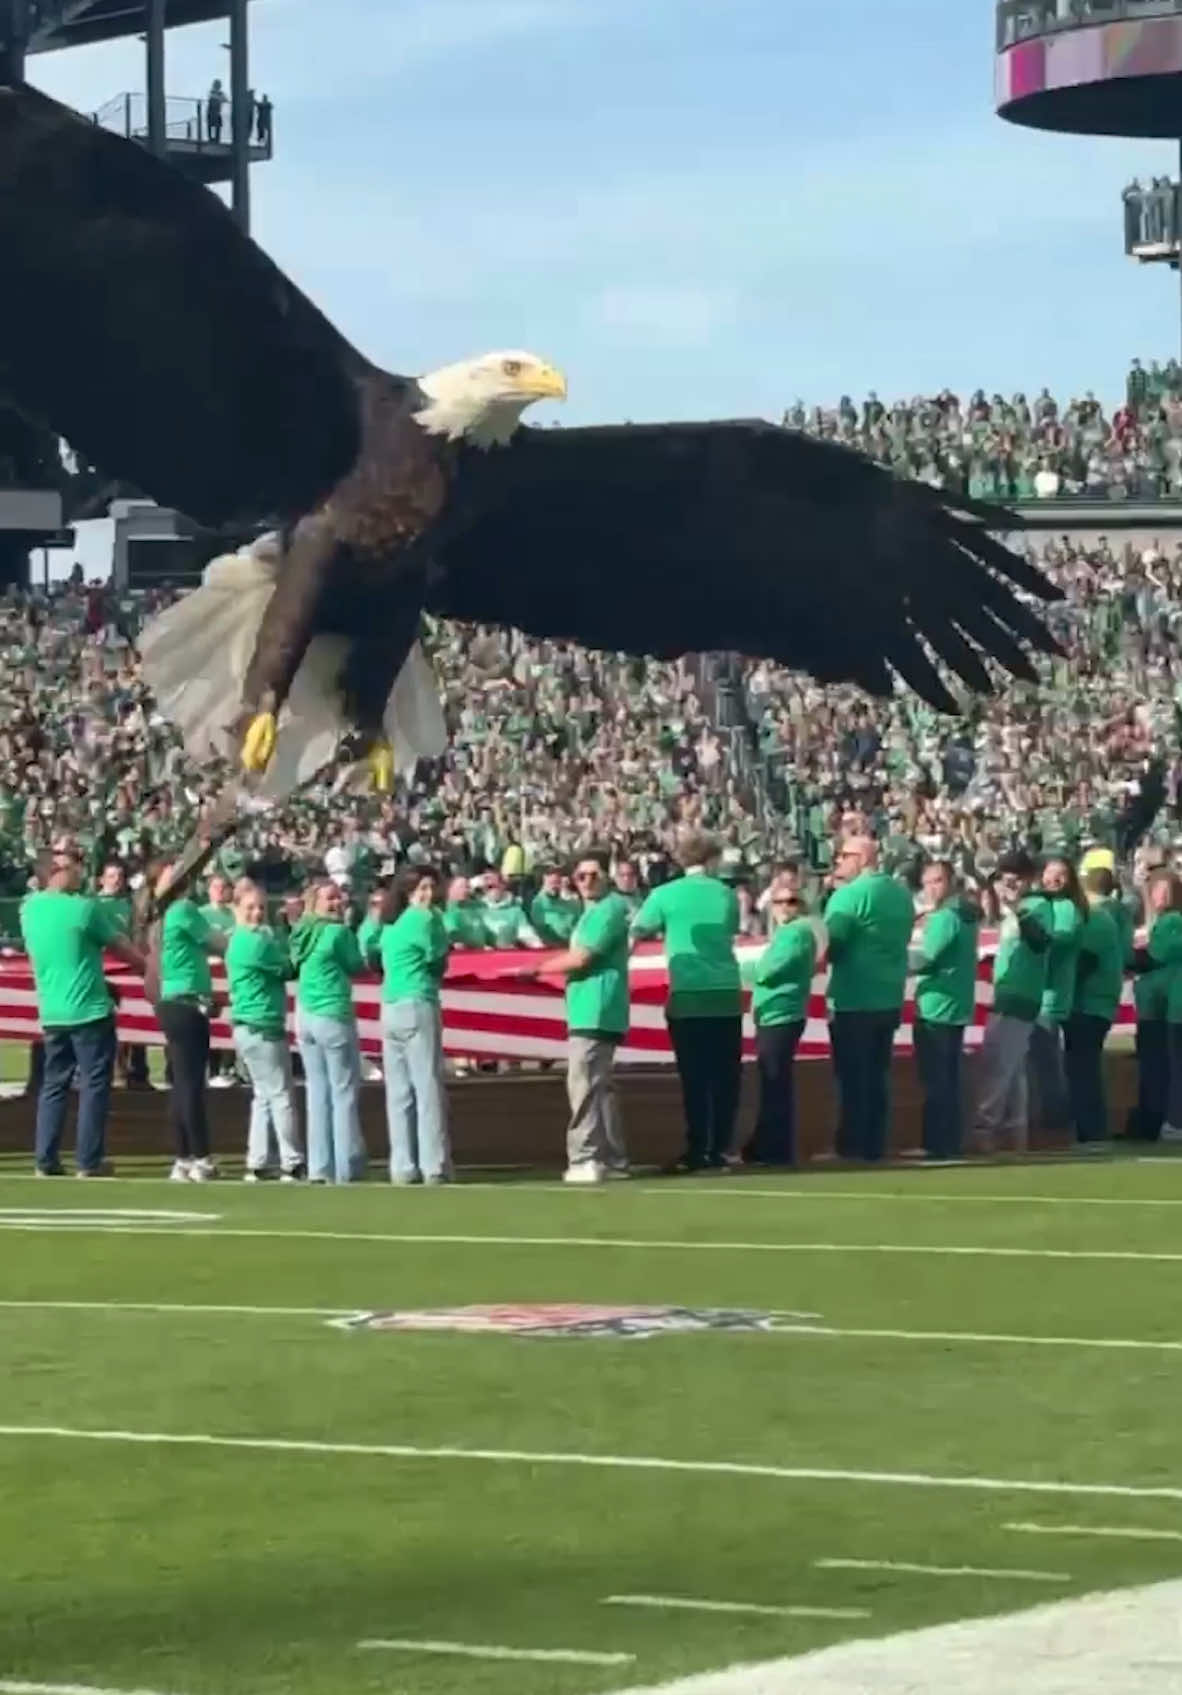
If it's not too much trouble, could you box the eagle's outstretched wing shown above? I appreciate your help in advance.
[0,82,366,528]
[430,422,1062,712]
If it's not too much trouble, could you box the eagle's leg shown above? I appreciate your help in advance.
[234,516,337,775]
[339,595,422,794]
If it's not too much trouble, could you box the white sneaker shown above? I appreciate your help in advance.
[168,1159,193,1183]
[361,1060,382,1082]
[563,1162,605,1185]
[209,1074,235,1089]
[1162,1124,1182,1144]
[243,1169,266,1183]
[189,1157,219,1181]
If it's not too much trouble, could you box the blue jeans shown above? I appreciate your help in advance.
[233,1027,303,1174]
[381,999,450,1182]
[35,1016,116,1173]
[297,1010,365,1182]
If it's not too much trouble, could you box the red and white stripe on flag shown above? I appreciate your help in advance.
[0,932,1136,1063]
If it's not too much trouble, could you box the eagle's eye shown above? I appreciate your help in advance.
[501,359,523,377]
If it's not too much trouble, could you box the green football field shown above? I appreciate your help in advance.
[3,1155,1182,1694]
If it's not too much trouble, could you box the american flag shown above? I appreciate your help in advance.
[0,934,1138,1063]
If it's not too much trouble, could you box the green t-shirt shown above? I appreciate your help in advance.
[531,891,581,946]
[225,925,290,1036]
[1147,910,1182,1024]
[824,871,914,1014]
[1071,902,1123,1024]
[20,890,121,1028]
[565,893,631,1038]
[443,900,489,949]
[159,897,213,1002]
[97,892,132,936]
[290,917,363,1020]
[632,873,740,1018]
[200,903,235,937]
[992,894,1053,1021]
[1039,896,1084,1023]
[1136,909,1172,1019]
[913,897,980,1027]
[481,898,533,950]
[380,906,449,1004]
[746,917,816,1027]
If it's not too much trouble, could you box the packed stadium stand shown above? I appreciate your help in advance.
[0,367,1175,940]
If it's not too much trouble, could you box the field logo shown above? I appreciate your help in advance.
[330,1303,812,1339]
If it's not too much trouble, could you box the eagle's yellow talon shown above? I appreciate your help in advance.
[241,711,277,774]
[369,740,395,794]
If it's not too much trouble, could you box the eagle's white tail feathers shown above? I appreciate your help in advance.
[138,533,446,800]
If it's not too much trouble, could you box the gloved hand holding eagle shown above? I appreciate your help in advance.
[0,81,1064,913]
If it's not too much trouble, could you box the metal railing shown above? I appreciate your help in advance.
[90,91,273,152]
[998,0,1182,49]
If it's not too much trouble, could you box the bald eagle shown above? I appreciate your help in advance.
[0,82,1062,799]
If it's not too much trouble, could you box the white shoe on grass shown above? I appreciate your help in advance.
[563,1162,605,1185]
[168,1159,193,1183]
[189,1157,219,1181]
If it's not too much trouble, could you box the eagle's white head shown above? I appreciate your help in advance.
[414,350,567,448]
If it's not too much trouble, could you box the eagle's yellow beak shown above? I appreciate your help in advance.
[523,364,567,401]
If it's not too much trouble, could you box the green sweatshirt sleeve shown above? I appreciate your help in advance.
[915,907,957,977]
[334,925,364,977]
[630,886,665,941]
[753,922,813,988]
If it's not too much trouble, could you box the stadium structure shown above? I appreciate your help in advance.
[0,0,271,586]
[996,2,1182,306]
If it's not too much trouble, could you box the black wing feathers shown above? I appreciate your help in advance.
[430,422,1062,710]
[0,83,366,527]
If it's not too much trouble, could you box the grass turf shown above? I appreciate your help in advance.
[2,1161,1182,1693]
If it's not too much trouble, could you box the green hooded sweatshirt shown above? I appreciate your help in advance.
[289,917,364,1021]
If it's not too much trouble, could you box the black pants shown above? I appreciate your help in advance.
[1064,1013,1110,1142]
[913,1018,964,1159]
[156,1000,211,1161]
[744,1020,804,1166]
[1167,1025,1182,1134]
[1027,1020,1070,1132]
[667,1014,743,1167]
[1127,1020,1168,1140]
[830,1010,898,1161]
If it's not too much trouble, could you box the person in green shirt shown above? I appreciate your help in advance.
[21,843,146,1177]
[225,882,303,1180]
[530,866,581,947]
[1064,866,1124,1143]
[375,867,451,1184]
[1029,857,1087,1135]
[442,875,491,949]
[1133,872,1182,1142]
[151,859,229,1181]
[519,853,631,1183]
[1127,868,1178,1140]
[971,851,1053,1154]
[611,859,644,915]
[480,870,542,950]
[200,874,237,1085]
[909,861,980,1161]
[289,878,366,1184]
[740,877,817,1167]
[631,832,741,1172]
[822,836,915,1162]
[97,859,149,1088]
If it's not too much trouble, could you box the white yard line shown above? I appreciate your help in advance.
[0,1683,185,1695]
[6,1300,1182,1359]
[3,1220,1182,1262]
[357,1638,634,1666]
[0,1209,217,1222]
[1006,1521,1182,1543]
[6,1423,1182,1501]
[814,1558,1069,1582]
[639,1188,1182,1209]
[604,1596,870,1620]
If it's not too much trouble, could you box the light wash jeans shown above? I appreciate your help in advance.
[297,1009,365,1183]
[234,1026,303,1174]
[381,999,451,1183]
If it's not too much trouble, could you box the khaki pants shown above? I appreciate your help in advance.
[566,1035,627,1171]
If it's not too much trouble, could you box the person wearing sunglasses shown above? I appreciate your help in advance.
[741,878,817,1166]
[517,855,631,1183]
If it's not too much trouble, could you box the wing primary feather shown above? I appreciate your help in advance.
[881,632,961,715]
[918,620,995,696]
[950,607,1042,685]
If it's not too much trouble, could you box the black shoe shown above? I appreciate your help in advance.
[661,1154,707,1175]
[34,1163,65,1177]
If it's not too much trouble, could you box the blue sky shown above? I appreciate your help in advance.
[28,0,1182,426]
